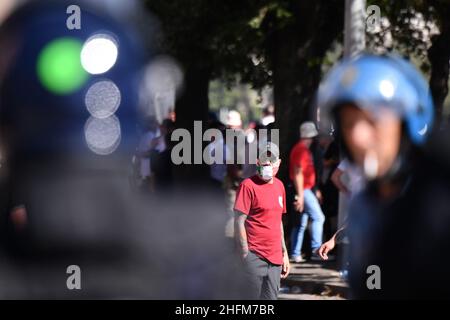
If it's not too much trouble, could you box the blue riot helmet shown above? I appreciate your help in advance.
[0,0,153,253]
[317,54,434,146]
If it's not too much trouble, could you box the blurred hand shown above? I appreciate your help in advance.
[316,189,323,204]
[241,248,249,261]
[317,237,336,260]
[293,196,304,212]
[281,252,290,279]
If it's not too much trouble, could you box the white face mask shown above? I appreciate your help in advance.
[259,165,273,181]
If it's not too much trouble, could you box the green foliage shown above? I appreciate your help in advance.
[365,0,449,72]
[143,0,449,109]
[208,79,265,124]
[144,0,303,90]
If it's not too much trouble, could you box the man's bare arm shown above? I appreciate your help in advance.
[234,211,248,256]
[293,166,304,198]
[293,166,304,212]
[281,221,290,278]
[281,222,287,255]
[317,224,347,260]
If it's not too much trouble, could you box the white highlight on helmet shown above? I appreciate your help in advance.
[84,115,121,155]
[379,79,395,99]
[418,124,428,136]
[85,80,121,119]
[81,34,118,75]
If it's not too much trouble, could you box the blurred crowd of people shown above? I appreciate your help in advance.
[132,111,176,193]
[132,104,352,298]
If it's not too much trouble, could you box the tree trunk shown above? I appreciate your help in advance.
[428,19,450,126]
[173,64,211,184]
[269,1,344,183]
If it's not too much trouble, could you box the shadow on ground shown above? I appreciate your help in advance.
[279,260,349,300]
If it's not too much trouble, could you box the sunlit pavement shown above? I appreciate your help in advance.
[278,260,349,300]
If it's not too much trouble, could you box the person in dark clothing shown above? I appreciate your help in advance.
[346,130,450,298]
[319,138,340,241]
[150,119,176,191]
[316,53,450,298]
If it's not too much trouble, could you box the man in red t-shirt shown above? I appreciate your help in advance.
[234,143,290,300]
[288,122,325,263]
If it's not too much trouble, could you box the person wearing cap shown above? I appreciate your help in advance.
[316,54,450,298]
[289,121,325,263]
[234,143,290,300]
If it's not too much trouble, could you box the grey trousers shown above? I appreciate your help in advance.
[244,250,282,300]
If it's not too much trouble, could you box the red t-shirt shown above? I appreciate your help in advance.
[289,141,316,189]
[234,175,286,265]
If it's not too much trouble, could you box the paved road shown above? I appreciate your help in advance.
[278,259,349,300]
